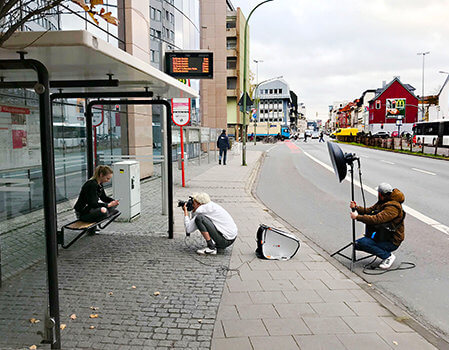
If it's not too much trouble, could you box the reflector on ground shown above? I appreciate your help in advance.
[256,224,300,260]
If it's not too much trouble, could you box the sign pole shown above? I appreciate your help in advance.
[171,98,191,188]
[180,126,186,187]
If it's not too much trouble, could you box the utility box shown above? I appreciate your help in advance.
[113,160,140,221]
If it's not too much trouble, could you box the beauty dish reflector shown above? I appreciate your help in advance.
[327,142,347,183]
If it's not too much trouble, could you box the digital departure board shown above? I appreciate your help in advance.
[165,51,213,79]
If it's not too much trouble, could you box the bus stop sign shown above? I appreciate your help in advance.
[171,98,191,126]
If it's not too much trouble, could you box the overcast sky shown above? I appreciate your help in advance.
[231,0,449,120]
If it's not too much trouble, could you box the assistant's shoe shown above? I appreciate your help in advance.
[196,247,217,255]
[219,160,221,165]
[379,253,396,269]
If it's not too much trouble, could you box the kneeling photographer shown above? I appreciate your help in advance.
[350,183,405,270]
[180,192,238,255]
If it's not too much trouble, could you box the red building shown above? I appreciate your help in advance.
[368,77,418,135]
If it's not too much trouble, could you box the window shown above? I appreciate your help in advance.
[375,100,381,109]
[279,89,283,94]
[269,89,273,94]
[156,30,161,38]
[170,13,174,23]
[226,38,237,50]
[165,10,170,20]
[226,21,236,29]
[227,57,237,69]
[150,7,156,20]
[156,10,161,21]
[227,77,237,90]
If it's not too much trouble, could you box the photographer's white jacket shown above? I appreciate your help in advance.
[184,201,238,240]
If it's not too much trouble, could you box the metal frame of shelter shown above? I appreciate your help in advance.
[0,55,175,349]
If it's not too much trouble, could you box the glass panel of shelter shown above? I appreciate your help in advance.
[0,85,49,348]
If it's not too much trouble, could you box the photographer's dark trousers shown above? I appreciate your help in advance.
[355,237,398,260]
[219,147,228,164]
[195,214,235,249]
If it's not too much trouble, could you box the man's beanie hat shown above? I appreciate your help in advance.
[376,182,393,194]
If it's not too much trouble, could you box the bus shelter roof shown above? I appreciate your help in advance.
[0,30,198,98]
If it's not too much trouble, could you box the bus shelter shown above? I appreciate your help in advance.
[0,30,197,349]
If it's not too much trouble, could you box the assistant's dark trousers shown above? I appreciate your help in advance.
[195,214,235,249]
[219,148,228,164]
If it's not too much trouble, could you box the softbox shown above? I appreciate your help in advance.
[327,142,347,182]
[255,224,300,260]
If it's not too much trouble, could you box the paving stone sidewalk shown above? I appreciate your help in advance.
[0,147,440,350]
[209,150,438,350]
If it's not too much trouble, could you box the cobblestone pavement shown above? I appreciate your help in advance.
[0,152,227,350]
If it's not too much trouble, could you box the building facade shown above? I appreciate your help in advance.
[199,0,230,131]
[248,78,292,137]
[368,77,418,135]
[226,6,248,139]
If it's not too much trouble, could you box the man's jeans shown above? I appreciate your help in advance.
[195,214,235,249]
[355,237,398,260]
[219,148,227,163]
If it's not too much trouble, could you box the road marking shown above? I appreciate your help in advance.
[299,145,449,237]
[381,160,395,165]
[412,168,436,176]
[266,145,278,153]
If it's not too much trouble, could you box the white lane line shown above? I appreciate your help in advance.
[299,146,449,237]
[381,160,395,165]
[266,145,278,153]
[412,168,436,176]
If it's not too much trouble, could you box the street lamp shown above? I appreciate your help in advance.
[417,51,430,121]
[253,59,264,85]
[242,0,274,166]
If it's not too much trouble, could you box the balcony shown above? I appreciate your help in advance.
[226,28,237,37]
[227,89,238,97]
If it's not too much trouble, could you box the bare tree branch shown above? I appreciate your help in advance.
[0,0,65,46]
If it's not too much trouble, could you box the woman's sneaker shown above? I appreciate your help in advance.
[196,247,217,255]
[379,253,396,269]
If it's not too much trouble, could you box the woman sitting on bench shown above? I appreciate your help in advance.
[74,165,119,223]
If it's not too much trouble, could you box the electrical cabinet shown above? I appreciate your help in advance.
[113,161,140,221]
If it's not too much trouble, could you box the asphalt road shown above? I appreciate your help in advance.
[255,138,449,342]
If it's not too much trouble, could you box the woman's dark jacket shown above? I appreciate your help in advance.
[74,179,113,215]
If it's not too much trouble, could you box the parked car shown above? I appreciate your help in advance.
[305,130,313,137]
[372,131,390,138]
[311,131,320,139]
[391,131,399,137]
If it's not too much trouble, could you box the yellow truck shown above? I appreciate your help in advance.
[330,128,358,141]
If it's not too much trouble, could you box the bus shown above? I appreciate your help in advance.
[307,120,318,131]
[412,120,449,147]
[53,123,86,148]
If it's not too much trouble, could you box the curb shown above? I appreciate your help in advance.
[247,149,449,350]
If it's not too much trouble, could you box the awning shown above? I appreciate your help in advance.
[0,30,198,98]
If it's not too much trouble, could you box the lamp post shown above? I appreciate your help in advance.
[253,59,264,85]
[242,0,274,166]
[417,51,430,121]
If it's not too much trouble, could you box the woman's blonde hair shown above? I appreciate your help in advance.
[91,165,113,181]
[192,192,210,205]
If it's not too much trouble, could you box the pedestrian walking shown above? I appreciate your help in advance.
[303,131,308,143]
[319,131,325,142]
[217,129,230,165]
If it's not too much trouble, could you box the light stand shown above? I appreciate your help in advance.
[327,142,373,271]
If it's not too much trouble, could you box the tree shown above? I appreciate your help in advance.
[0,0,118,47]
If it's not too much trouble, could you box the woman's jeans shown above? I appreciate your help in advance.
[195,214,235,249]
[355,237,398,260]
[77,207,113,222]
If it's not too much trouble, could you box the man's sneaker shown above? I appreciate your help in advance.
[379,253,396,269]
[196,247,217,255]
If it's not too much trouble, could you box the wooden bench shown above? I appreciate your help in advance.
[57,211,121,249]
